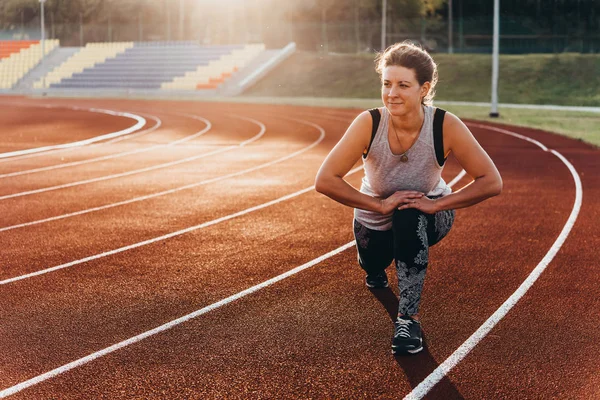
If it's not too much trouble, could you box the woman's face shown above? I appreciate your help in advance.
[381,65,429,116]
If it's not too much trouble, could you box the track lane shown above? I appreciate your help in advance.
[0,103,140,156]
[0,99,596,399]
[0,113,212,197]
[418,124,599,400]
[0,109,318,202]
[0,114,271,228]
[0,141,563,397]
[0,110,341,388]
[0,113,327,280]
[0,118,559,394]
[0,111,195,177]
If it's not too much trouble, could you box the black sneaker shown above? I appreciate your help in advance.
[392,316,423,354]
[365,271,389,288]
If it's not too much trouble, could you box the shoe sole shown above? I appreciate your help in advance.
[392,345,423,355]
[365,282,389,288]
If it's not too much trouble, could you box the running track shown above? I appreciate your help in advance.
[0,96,598,399]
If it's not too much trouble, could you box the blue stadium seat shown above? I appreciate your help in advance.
[51,42,244,89]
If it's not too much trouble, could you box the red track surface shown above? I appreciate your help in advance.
[0,95,598,399]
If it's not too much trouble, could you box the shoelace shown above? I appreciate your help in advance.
[394,318,413,338]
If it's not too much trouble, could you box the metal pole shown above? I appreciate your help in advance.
[321,6,328,54]
[108,12,112,42]
[40,0,46,89]
[288,3,294,45]
[179,0,184,41]
[459,0,464,50]
[228,7,234,44]
[79,12,83,47]
[381,0,387,50]
[138,12,143,42]
[490,0,500,117]
[355,0,360,53]
[166,0,171,41]
[448,0,453,53]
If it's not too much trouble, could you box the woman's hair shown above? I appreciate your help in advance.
[375,41,438,105]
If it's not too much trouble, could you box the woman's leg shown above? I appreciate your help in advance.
[392,207,455,317]
[391,207,455,354]
[353,219,394,287]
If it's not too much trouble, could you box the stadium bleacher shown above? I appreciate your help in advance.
[36,42,265,90]
[0,40,59,89]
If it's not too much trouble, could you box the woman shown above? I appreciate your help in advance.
[315,41,502,355]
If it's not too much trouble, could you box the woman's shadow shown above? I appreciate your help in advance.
[369,287,465,400]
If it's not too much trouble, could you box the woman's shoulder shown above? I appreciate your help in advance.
[354,107,386,126]
[361,106,385,116]
[440,110,466,131]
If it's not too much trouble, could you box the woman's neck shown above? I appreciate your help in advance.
[389,105,425,136]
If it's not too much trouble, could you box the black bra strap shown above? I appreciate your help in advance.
[433,108,447,166]
[363,108,381,159]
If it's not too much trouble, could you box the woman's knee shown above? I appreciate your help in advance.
[392,208,427,241]
[393,208,421,228]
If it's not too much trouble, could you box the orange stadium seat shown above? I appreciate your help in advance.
[196,82,219,89]
[0,40,39,59]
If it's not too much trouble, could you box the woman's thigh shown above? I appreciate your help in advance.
[353,219,394,272]
[427,208,456,246]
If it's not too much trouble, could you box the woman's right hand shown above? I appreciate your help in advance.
[379,191,424,214]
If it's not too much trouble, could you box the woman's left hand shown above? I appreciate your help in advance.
[397,196,439,214]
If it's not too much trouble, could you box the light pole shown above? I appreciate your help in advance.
[179,0,184,41]
[448,0,453,53]
[490,0,500,117]
[39,0,47,89]
[381,0,387,50]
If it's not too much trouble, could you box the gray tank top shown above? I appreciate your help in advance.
[354,105,451,230]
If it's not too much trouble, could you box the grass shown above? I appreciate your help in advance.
[437,104,600,147]
[241,51,600,147]
[213,96,599,147]
[244,51,600,107]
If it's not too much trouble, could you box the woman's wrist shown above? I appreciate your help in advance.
[431,197,444,213]
[376,198,385,214]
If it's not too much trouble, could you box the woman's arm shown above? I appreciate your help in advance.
[315,110,424,215]
[399,112,502,213]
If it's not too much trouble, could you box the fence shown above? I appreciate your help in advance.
[1,14,598,54]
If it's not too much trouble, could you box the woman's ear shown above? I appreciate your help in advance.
[421,82,431,98]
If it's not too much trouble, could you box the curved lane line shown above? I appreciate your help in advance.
[0,167,463,398]
[0,109,146,159]
[0,114,165,179]
[0,116,322,282]
[0,104,159,165]
[0,115,213,200]
[0,115,161,178]
[401,123,583,400]
[0,114,266,232]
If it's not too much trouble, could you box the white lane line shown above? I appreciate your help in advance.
[0,115,265,233]
[0,117,324,283]
[0,114,165,178]
[0,103,160,165]
[0,108,146,159]
[402,124,583,400]
[446,169,467,188]
[0,115,215,200]
[0,168,463,398]
[0,116,327,232]
[0,240,356,399]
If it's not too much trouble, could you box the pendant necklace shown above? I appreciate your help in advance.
[389,115,414,163]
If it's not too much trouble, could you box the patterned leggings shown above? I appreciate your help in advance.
[353,207,455,316]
